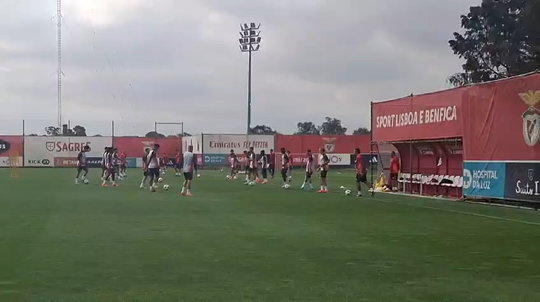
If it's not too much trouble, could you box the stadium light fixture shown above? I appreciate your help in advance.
[238,22,262,134]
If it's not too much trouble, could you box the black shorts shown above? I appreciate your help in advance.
[281,167,288,174]
[356,173,367,183]
[149,168,160,178]
[305,171,313,178]
[320,170,328,178]
[77,166,88,172]
[143,170,148,176]
[175,163,181,169]
[390,173,398,180]
[269,164,275,171]
[183,172,193,180]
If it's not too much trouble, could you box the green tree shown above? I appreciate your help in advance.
[295,122,320,135]
[250,125,277,135]
[320,117,347,135]
[352,127,371,135]
[448,0,540,86]
[72,125,87,136]
[45,126,61,136]
[145,131,165,138]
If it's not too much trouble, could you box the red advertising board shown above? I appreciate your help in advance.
[276,135,370,154]
[113,137,182,158]
[372,88,464,142]
[463,73,540,161]
[54,157,78,167]
[0,135,23,156]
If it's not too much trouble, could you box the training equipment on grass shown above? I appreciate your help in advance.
[163,184,170,190]
[158,177,163,183]
[345,189,351,195]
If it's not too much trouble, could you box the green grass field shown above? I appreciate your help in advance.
[1,168,540,302]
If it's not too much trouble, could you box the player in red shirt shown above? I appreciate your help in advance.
[354,148,369,197]
[161,153,169,173]
[174,150,182,176]
[119,151,127,177]
[268,149,276,179]
[389,151,400,191]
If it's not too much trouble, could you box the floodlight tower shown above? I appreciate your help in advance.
[238,23,262,135]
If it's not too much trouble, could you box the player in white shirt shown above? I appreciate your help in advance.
[317,148,330,193]
[146,144,161,191]
[101,147,108,180]
[181,145,197,196]
[102,147,118,187]
[301,149,315,190]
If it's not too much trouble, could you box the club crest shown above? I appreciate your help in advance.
[45,142,55,152]
[322,137,337,152]
[519,91,540,147]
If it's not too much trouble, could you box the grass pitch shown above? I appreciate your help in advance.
[1,168,540,302]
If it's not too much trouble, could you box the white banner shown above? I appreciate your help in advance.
[24,136,112,167]
[202,134,274,154]
[318,153,351,166]
[182,135,203,154]
[0,156,23,167]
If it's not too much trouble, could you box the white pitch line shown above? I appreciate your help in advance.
[373,197,540,227]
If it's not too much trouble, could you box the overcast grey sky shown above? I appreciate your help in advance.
[0,0,478,136]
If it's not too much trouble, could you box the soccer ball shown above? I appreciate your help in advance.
[83,179,89,184]
[284,184,291,189]
[345,189,351,195]
[163,184,170,190]
[220,169,224,172]
[249,181,255,186]
[158,177,163,183]
[197,174,201,178]
[226,175,231,179]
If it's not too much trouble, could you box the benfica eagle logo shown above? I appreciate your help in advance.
[519,91,540,147]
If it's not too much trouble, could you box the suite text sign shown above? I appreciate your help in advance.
[504,162,540,202]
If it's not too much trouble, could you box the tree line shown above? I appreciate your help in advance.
[32,117,371,137]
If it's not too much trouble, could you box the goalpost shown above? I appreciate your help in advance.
[9,149,20,178]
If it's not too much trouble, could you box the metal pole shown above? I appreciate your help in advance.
[181,123,184,137]
[111,121,115,139]
[370,101,375,197]
[22,119,25,136]
[57,0,62,128]
[247,48,252,135]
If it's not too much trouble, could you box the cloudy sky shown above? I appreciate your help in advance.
[0,0,477,136]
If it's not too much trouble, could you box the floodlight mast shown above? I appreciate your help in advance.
[238,23,262,135]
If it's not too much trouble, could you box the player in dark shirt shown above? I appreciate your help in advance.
[280,147,290,187]
[354,148,369,197]
[259,150,269,184]
[268,149,276,179]
[75,145,90,184]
